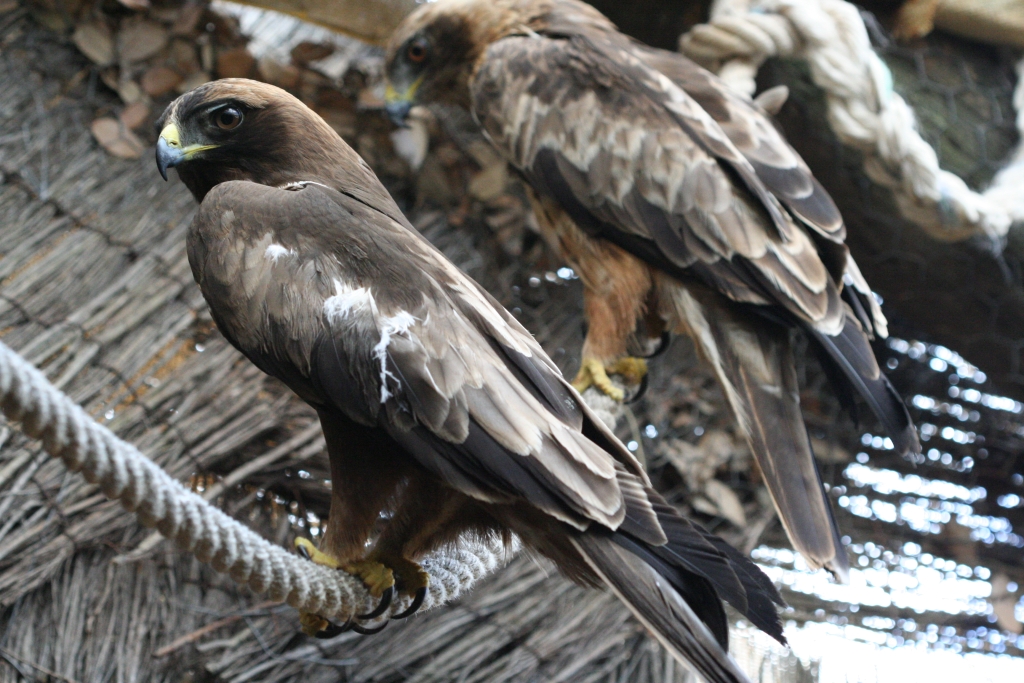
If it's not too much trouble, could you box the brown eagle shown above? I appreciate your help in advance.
[155,79,784,683]
[385,0,920,580]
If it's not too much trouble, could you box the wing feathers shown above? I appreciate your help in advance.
[811,320,919,457]
[665,283,850,579]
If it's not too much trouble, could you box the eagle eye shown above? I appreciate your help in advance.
[407,38,429,63]
[214,106,243,131]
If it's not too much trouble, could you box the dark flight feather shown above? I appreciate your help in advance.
[572,535,752,683]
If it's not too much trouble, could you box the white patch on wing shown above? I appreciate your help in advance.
[323,278,374,322]
[374,311,418,403]
[264,243,295,263]
[321,279,422,403]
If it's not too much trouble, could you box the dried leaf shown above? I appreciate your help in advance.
[72,22,114,67]
[90,117,145,159]
[141,66,182,97]
[118,18,168,64]
[117,79,144,105]
[171,2,204,37]
[167,38,201,76]
[216,47,255,79]
[118,101,150,130]
[257,56,300,90]
[703,479,747,527]
[290,41,334,66]
[691,495,719,519]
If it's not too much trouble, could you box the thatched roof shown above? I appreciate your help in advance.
[0,7,811,681]
[1,1,1022,681]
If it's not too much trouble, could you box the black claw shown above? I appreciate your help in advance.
[625,371,649,404]
[392,586,427,620]
[357,585,393,620]
[296,544,312,561]
[351,619,389,635]
[641,331,671,359]
[315,618,353,639]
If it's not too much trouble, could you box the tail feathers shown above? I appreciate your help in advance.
[622,495,749,615]
[811,317,920,457]
[617,489,786,645]
[696,528,789,641]
[572,534,752,683]
[674,286,849,577]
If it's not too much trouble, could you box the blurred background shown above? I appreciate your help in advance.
[0,0,1021,681]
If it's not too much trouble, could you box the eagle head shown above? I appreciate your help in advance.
[385,0,536,125]
[155,78,343,202]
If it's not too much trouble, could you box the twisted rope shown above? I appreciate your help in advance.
[0,339,512,622]
[679,0,1024,242]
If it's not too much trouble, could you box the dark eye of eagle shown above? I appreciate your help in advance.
[407,38,428,63]
[214,106,243,131]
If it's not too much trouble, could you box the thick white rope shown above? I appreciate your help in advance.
[679,0,1024,242]
[0,339,511,623]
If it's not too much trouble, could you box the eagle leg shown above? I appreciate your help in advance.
[293,412,412,636]
[570,243,655,401]
[365,479,496,619]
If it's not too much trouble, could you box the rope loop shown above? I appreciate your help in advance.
[0,340,511,623]
[679,0,1024,241]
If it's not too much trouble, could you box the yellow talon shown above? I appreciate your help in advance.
[295,537,346,634]
[300,611,331,636]
[343,559,396,598]
[572,357,647,401]
[295,536,341,569]
[607,356,648,385]
[386,557,430,594]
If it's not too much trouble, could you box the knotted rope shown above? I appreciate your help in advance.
[679,0,1024,242]
[0,340,511,623]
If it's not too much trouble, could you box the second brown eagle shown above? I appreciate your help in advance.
[386,0,920,580]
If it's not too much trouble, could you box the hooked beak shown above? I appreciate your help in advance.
[386,99,413,128]
[155,123,218,180]
[384,79,423,128]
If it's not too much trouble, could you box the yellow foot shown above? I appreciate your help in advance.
[343,556,428,620]
[299,611,331,637]
[294,537,346,636]
[572,357,647,401]
[384,556,430,595]
[607,357,648,385]
[343,559,395,598]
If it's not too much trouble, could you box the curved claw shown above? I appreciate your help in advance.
[296,543,312,561]
[392,586,427,620]
[351,619,389,635]
[314,618,353,639]
[625,370,649,404]
[357,584,393,620]
[641,331,671,359]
